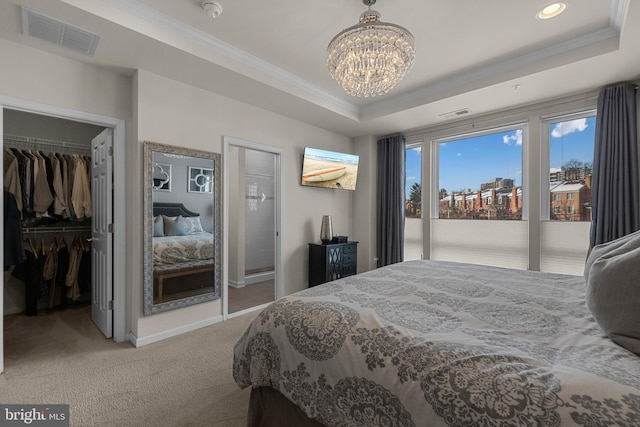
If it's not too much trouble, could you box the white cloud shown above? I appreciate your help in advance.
[551,118,588,138]
[411,146,422,153]
[503,129,523,146]
[457,152,462,157]
[407,175,416,181]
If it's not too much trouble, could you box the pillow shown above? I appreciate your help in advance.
[585,230,640,355]
[181,216,204,234]
[162,215,189,236]
[153,215,164,237]
[584,229,640,281]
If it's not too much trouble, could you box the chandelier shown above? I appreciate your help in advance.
[327,0,415,98]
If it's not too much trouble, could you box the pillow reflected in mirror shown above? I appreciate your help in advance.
[181,216,204,234]
[163,215,189,236]
[153,215,164,237]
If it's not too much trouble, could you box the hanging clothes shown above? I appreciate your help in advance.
[3,147,91,221]
[66,237,84,301]
[49,153,68,218]
[11,239,41,316]
[52,238,70,308]
[4,191,24,269]
[4,148,23,216]
[71,154,91,219]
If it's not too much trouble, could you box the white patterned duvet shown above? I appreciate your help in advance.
[233,259,640,426]
[153,232,214,265]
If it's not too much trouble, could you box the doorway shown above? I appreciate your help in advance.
[223,136,283,319]
[0,98,126,374]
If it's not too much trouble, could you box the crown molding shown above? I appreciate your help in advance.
[96,0,626,123]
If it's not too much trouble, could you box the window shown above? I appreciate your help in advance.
[567,205,575,214]
[544,111,596,222]
[424,100,595,275]
[404,143,423,260]
[405,145,422,219]
[436,125,524,220]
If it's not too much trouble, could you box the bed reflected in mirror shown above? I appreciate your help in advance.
[143,141,221,315]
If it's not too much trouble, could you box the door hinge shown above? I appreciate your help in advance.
[108,301,113,310]
[108,223,114,233]
[108,146,113,156]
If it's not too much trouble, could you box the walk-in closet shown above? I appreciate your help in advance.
[3,109,109,337]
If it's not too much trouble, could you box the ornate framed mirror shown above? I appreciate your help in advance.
[143,141,222,315]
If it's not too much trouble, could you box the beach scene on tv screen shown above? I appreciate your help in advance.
[301,147,359,190]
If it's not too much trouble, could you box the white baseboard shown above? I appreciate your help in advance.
[228,280,245,288]
[130,315,224,347]
[228,302,271,318]
[245,271,275,285]
[229,271,274,288]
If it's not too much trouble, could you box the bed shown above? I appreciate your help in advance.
[152,203,214,302]
[233,257,640,426]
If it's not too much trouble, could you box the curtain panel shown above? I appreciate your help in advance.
[590,82,639,247]
[377,134,405,266]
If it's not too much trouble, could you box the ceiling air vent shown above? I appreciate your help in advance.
[21,7,100,57]
[439,108,471,119]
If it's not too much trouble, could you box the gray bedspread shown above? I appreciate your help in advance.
[153,232,214,265]
[233,260,640,426]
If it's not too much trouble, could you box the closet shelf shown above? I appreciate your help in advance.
[22,225,91,234]
[4,133,91,155]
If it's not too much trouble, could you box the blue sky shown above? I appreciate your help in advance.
[405,115,596,197]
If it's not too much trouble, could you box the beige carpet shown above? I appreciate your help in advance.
[1,304,259,426]
[228,280,274,313]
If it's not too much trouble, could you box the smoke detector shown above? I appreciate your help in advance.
[202,1,223,18]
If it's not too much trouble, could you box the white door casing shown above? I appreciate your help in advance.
[0,96,126,375]
[222,136,284,320]
[91,128,113,338]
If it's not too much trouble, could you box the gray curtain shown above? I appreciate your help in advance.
[590,82,639,247]
[377,134,405,266]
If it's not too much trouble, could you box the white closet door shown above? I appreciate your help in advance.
[91,128,113,338]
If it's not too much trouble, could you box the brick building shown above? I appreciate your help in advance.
[550,175,592,221]
[440,185,522,220]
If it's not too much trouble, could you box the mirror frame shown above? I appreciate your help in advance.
[143,141,222,315]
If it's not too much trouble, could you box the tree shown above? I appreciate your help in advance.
[562,158,592,182]
[407,183,422,217]
[409,183,421,204]
[562,159,591,170]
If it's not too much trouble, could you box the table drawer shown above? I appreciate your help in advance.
[342,243,357,254]
[343,252,357,264]
[342,263,357,277]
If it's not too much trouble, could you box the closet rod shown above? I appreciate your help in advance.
[3,134,92,155]
[22,226,91,234]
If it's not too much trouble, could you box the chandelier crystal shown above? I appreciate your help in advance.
[327,0,415,98]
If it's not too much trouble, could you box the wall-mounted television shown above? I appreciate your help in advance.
[301,147,359,191]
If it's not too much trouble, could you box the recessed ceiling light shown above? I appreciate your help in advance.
[537,3,567,20]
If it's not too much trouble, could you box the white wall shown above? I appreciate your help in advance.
[0,38,133,333]
[353,135,378,271]
[0,38,361,346]
[133,70,355,341]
